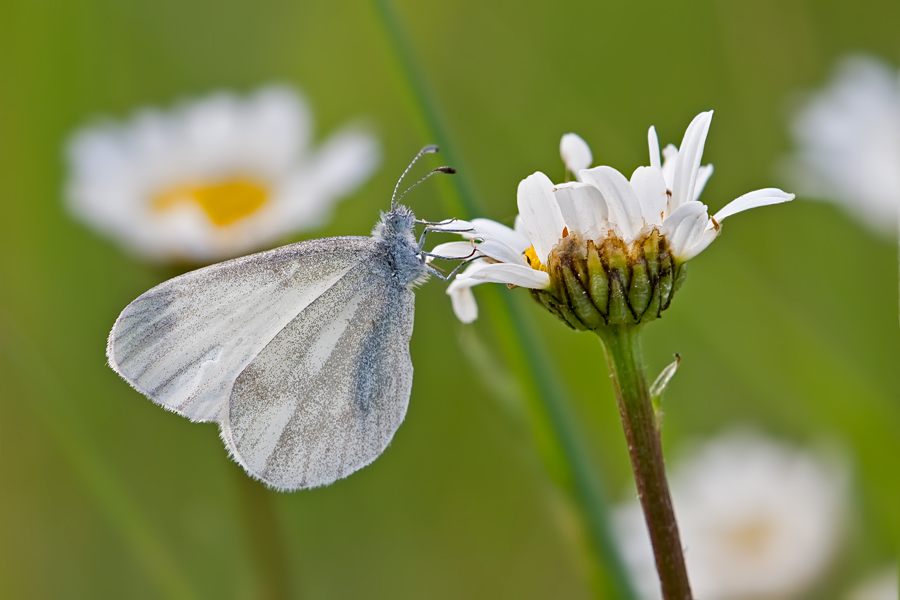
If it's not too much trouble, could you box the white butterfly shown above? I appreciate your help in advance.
[107,147,472,491]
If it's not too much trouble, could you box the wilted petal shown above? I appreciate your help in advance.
[517,171,567,264]
[671,111,713,212]
[713,188,794,222]
[630,166,668,227]
[560,133,593,175]
[459,262,551,289]
[664,201,709,260]
[554,182,609,240]
[580,166,644,241]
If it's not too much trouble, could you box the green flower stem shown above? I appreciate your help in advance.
[371,2,635,597]
[596,325,692,600]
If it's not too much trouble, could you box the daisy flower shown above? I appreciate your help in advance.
[786,55,900,236]
[436,111,793,326]
[848,566,899,600]
[614,431,847,600]
[65,85,380,263]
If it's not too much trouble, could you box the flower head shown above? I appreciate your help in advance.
[614,431,847,600]
[786,55,900,236]
[438,112,793,326]
[66,85,380,263]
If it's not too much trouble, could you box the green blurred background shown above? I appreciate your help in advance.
[1,0,897,598]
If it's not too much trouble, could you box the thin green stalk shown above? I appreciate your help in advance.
[164,264,295,600]
[597,325,692,600]
[0,313,197,600]
[371,2,635,597]
[231,470,294,600]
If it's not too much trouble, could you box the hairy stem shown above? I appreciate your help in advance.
[597,325,692,600]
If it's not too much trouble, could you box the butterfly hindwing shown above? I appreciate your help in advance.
[221,259,416,490]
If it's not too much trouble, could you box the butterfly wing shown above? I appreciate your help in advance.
[220,259,416,490]
[108,237,378,422]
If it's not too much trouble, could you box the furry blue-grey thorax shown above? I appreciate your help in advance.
[371,204,429,289]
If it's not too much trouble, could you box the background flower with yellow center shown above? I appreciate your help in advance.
[614,431,848,600]
[65,85,380,263]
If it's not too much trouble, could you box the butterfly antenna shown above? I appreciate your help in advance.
[392,145,442,209]
[395,166,456,205]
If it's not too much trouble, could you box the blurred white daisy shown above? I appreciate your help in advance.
[786,55,900,236]
[847,565,899,600]
[66,85,380,263]
[614,431,847,600]
[435,112,792,323]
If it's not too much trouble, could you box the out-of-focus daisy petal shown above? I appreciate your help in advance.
[671,111,713,211]
[554,182,609,239]
[693,164,714,202]
[713,188,794,222]
[615,431,846,600]
[460,263,551,289]
[786,55,900,236]
[580,166,644,241]
[281,128,381,228]
[630,166,668,227]
[560,133,593,175]
[516,171,567,264]
[64,86,379,263]
[664,201,708,260]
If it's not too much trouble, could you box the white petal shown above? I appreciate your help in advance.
[679,226,718,261]
[475,239,528,265]
[280,128,381,228]
[661,144,679,190]
[554,182,609,240]
[469,218,530,253]
[429,218,474,231]
[447,286,478,323]
[692,164,714,202]
[648,126,662,170]
[516,172,567,264]
[713,188,795,222]
[513,214,528,240]
[579,166,644,241]
[671,111,713,212]
[630,166,668,227]
[664,201,709,260]
[560,133,593,174]
[460,263,551,289]
[429,241,477,259]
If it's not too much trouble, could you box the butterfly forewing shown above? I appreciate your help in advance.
[107,237,380,422]
[221,259,415,490]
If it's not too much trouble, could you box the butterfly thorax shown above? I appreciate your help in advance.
[372,205,428,289]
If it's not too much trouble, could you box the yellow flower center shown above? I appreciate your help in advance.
[153,179,269,227]
[524,246,547,272]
